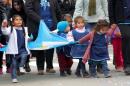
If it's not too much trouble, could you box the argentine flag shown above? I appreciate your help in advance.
[0,20,75,51]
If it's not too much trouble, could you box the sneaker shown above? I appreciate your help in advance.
[116,67,124,72]
[24,63,31,72]
[124,67,130,75]
[38,70,44,75]
[12,79,18,83]
[75,72,81,77]
[105,73,112,78]
[66,69,72,75]
[0,68,3,75]
[60,71,66,77]
[19,67,25,73]
[83,72,90,78]
[46,68,56,73]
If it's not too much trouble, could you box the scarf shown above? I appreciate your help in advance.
[88,0,96,16]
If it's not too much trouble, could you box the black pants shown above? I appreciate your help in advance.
[119,24,130,68]
[35,48,54,70]
[0,51,3,68]
[76,59,87,74]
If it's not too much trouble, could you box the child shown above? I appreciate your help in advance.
[112,27,124,72]
[56,21,73,77]
[79,20,115,78]
[67,16,89,77]
[63,14,73,30]
[1,15,30,83]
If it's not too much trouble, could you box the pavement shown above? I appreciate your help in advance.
[0,45,130,86]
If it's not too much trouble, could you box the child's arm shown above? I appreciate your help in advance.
[1,21,11,35]
[66,31,75,42]
[107,24,117,36]
[79,32,92,44]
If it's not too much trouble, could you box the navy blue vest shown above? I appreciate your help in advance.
[16,29,27,54]
[90,33,109,61]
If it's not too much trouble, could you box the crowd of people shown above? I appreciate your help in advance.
[0,0,130,83]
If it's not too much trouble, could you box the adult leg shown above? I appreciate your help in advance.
[112,38,124,71]
[45,48,55,73]
[119,24,130,75]
[0,51,3,74]
[24,55,31,72]
[35,50,45,75]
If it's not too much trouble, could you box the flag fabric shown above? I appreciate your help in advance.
[0,20,75,51]
[27,20,75,50]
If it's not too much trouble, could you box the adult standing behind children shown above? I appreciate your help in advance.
[0,0,8,75]
[108,0,130,75]
[25,0,61,75]
[73,0,108,73]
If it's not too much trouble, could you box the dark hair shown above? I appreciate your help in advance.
[93,19,109,32]
[12,14,24,26]
[12,0,24,11]
[74,16,85,24]
[11,15,25,35]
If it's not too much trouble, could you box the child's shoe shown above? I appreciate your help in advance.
[0,68,3,75]
[19,67,25,73]
[75,72,81,77]
[24,63,31,72]
[12,79,18,83]
[83,72,90,78]
[104,73,112,78]
[60,71,66,77]
[66,69,72,75]
[116,67,124,72]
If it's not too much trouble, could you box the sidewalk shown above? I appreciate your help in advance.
[0,45,130,86]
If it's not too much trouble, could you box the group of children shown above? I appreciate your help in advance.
[56,14,124,78]
[0,13,124,83]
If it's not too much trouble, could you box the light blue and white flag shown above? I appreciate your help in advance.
[0,20,75,51]
[28,20,75,50]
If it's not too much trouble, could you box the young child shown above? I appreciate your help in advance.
[1,15,30,83]
[112,27,124,72]
[63,14,73,30]
[56,21,73,77]
[67,16,89,77]
[79,20,116,78]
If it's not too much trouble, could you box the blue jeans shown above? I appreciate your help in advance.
[11,53,28,79]
[88,59,109,76]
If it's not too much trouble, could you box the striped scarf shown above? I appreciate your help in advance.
[88,0,96,16]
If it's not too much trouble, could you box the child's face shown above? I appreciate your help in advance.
[100,26,109,34]
[64,26,70,32]
[76,20,85,29]
[12,16,23,27]
[13,2,21,11]
[65,16,72,23]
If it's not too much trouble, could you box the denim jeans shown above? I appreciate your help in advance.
[88,59,109,76]
[11,53,28,79]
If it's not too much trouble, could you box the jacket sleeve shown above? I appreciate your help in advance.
[54,0,62,22]
[1,26,11,35]
[101,0,109,22]
[108,0,116,24]
[73,0,84,19]
[25,0,41,23]
[0,2,7,20]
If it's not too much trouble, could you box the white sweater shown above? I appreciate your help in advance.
[73,0,108,23]
[1,26,30,54]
